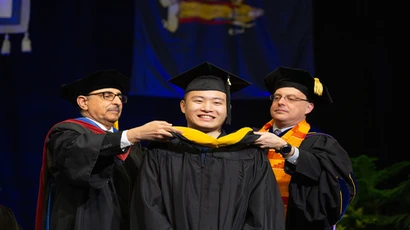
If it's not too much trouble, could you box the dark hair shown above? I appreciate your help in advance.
[0,205,22,230]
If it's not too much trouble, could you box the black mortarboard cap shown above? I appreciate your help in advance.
[264,66,333,104]
[168,61,251,125]
[60,70,130,106]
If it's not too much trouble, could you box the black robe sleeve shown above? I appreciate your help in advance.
[242,148,285,230]
[137,147,174,230]
[37,121,141,230]
[284,134,357,229]
[47,122,125,189]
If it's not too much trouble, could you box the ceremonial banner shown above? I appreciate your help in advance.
[0,0,31,54]
[131,0,314,99]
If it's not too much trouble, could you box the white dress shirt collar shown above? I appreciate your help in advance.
[85,117,114,132]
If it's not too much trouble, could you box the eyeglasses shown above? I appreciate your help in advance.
[269,94,309,103]
[88,91,128,103]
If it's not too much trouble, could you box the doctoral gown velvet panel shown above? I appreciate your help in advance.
[37,121,142,230]
[284,133,357,230]
[136,131,285,230]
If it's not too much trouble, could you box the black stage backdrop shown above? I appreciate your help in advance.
[0,1,393,229]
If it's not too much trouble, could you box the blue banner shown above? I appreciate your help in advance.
[131,0,314,99]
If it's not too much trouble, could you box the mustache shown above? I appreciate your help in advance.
[107,106,120,112]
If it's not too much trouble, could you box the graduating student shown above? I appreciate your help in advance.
[132,62,285,230]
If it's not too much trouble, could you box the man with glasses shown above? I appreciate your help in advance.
[35,70,181,230]
[253,66,358,230]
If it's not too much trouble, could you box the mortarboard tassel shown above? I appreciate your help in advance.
[22,32,32,53]
[313,78,323,96]
[1,34,11,55]
[225,76,232,125]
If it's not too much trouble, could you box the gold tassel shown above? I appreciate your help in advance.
[113,121,119,130]
[313,78,323,96]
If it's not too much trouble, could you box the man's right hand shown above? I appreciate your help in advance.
[126,121,182,143]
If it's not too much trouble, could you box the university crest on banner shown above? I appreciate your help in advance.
[160,0,264,35]
[0,0,31,55]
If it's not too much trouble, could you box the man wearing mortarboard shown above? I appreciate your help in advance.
[253,66,358,229]
[131,62,285,229]
[35,70,180,230]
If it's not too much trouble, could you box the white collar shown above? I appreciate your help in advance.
[85,117,114,132]
[272,125,294,133]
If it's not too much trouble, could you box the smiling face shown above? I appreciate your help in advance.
[180,90,227,137]
[77,87,123,129]
[270,87,314,129]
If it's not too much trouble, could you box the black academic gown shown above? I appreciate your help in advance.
[35,119,143,230]
[132,128,285,230]
[284,133,357,230]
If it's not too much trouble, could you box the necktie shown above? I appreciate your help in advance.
[273,129,281,136]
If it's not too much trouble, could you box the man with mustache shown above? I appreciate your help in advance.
[253,66,358,229]
[35,70,181,230]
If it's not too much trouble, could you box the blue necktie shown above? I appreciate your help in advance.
[273,129,281,136]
